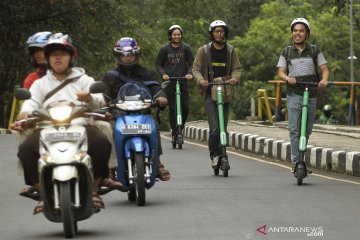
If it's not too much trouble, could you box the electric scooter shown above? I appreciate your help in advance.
[14,88,101,238]
[166,77,187,149]
[293,80,318,185]
[208,81,230,177]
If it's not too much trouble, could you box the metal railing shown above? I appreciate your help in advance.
[267,80,360,126]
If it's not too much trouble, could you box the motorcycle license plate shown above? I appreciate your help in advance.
[121,124,151,134]
[44,132,82,142]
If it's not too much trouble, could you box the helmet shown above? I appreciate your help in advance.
[323,104,332,112]
[26,31,52,67]
[26,31,53,54]
[168,25,183,40]
[113,37,141,68]
[290,18,311,37]
[44,33,78,67]
[208,20,229,40]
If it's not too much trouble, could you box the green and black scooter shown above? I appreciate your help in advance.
[293,80,318,185]
[208,80,230,177]
[164,77,186,149]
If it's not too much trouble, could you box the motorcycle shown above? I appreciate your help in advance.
[15,88,101,238]
[90,81,161,206]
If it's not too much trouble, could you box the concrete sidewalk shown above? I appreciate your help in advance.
[184,120,360,177]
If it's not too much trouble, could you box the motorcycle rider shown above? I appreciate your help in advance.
[318,104,337,124]
[101,37,171,181]
[16,32,52,200]
[23,31,53,89]
[12,33,111,214]
[19,32,121,198]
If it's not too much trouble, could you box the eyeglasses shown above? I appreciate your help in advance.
[213,30,225,34]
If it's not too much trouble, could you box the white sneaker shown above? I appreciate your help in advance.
[211,156,219,167]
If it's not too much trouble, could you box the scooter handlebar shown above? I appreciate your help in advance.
[168,77,187,81]
[208,80,231,86]
[295,80,319,87]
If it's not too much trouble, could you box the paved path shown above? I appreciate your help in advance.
[185,120,360,176]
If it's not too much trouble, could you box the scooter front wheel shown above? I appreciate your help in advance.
[177,135,183,149]
[60,181,76,238]
[134,152,146,206]
[221,158,229,177]
[296,152,306,185]
[296,164,304,185]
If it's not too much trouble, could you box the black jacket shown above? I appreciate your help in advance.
[101,65,166,101]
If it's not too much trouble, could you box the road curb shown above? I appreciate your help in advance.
[184,125,360,177]
[0,128,14,135]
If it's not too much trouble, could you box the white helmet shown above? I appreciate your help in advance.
[291,18,310,36]
[208,20,229,40]
[168,25,183,40]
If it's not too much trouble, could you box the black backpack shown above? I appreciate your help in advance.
[284,45,320,81]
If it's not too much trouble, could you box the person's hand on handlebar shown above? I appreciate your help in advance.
[162,74,170,81]
[229,78,238,85]
[11,112,30,131]
[76,91,93,102]
[156,96,168,106]
[286,77,297,85]
[318,79,328,88]
[200,79,209,87]
[185,74,193,81]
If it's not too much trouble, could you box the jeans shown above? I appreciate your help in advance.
[204,95,230,158]
[287,92,317,164]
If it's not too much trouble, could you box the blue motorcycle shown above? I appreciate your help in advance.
[91,81,161,206]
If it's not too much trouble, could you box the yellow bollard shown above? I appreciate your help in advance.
[7,96,23,129]
[257,89,273,124]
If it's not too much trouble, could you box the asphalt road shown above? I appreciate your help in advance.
[1,134,360,240]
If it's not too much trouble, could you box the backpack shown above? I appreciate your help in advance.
[284,45,320,81]
[203,43,235,103]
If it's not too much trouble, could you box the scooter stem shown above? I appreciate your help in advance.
[176,80,182,126]
[217,86,227,146]
[299,88,309,152]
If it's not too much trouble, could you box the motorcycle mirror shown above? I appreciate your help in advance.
[14,88,31,100]
[161,81,171,89]
[90,81,107,94]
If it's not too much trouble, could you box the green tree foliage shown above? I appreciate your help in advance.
[229,0,360,123]
[1,0,359,127]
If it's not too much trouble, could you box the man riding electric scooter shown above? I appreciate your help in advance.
[155,25,194,146]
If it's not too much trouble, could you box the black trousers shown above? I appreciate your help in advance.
[18,125,111,186]
[165,81,189,134]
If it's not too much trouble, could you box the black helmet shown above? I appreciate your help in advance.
[44,33,77,67]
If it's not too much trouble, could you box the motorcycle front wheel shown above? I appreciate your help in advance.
[134,152,146,206]
[60,181,77,238]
